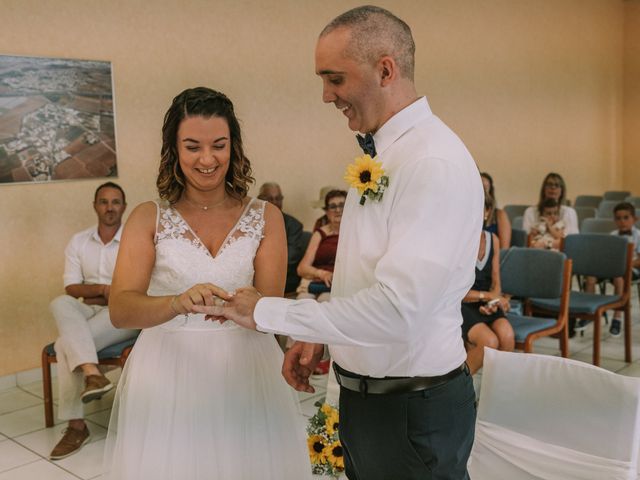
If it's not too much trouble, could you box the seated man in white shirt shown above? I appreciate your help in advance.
[49,182,138,460]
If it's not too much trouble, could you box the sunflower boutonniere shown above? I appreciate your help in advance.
[344,154,389,205]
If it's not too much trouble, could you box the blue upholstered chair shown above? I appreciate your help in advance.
[500,247,572,356]
[574,195,603,209]
[626,196,640,208]
[596,200,620,218]
[575,206,596,230]
[581,217,616,235]
[531,234,634,366]
[603,190,631,201]
[509,228,527,247]
[41,335,138,427]
[503,204,528,223]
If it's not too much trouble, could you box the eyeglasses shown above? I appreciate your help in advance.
[326,203,345,211]
[544,182,562,188]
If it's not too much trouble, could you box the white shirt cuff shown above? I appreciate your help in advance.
[254,297,291,334]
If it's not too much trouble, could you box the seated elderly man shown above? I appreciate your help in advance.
[49,182,138,460]
[257,182,305,294]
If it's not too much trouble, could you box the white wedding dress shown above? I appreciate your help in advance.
[103,198,311,480]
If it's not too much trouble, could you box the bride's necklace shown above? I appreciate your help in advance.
[183,194,227,211]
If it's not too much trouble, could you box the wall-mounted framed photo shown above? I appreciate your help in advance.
[0,54,117,184]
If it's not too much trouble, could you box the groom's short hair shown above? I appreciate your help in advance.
[320,5,415,81]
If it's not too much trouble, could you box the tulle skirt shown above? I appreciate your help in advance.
[103,322,312,480]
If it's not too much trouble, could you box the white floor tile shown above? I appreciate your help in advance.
[13,422,107,459]
[299,394,326,417]
[569,351,629,373]
[0,459,79,480]
[82,391,115,416]
[0,404,62,438]
[616,363,640,378]
[0,389,42,416]
[19,380,58,402]
[56,438,106,480]
[85,410,111,429]
[0,439,40,473]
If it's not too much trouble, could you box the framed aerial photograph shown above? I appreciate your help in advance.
[0,54,117,184]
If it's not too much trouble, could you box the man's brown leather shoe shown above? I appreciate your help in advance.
[81,374,113,404]
[49,425,90,460]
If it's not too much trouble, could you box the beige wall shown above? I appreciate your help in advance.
[0,0,633,375]
[624,0,640,193]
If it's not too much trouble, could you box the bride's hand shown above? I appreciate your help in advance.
[173,283,233,315]
[193,286,261,330]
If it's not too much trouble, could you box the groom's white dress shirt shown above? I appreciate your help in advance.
[256,97,484,378]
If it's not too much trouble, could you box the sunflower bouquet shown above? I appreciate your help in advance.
[307,402,344,477]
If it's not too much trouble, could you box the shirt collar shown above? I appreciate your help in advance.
[91,224,123,246]
[372,96,432,157]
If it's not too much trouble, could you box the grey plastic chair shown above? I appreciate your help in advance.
[503,204,529,223]
[531,234,633,366]
[580,218,616,234]
[574,195,602,208]
[575,206,596,230]
[603,191,631,201]
[500,247,572,356]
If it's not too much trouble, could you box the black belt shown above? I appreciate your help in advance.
[333,362,469,396]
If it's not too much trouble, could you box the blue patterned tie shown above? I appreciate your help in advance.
[356,133,377,157]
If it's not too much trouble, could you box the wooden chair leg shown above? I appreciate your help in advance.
[42,349,54,428]
[560,324,569,358]
[593,314,601,367]
[624,304,632,363]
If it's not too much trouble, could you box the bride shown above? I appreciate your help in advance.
[104,87,311,479]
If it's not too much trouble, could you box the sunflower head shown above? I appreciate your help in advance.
[307,434,328,464]
[325,440,345,470]
[320,403,335,416]
[325,410,340,436]
[344,154,385,195]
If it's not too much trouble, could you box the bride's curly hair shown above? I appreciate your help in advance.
[157,87,254,204]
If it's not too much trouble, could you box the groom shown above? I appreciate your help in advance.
[202,6,483,479]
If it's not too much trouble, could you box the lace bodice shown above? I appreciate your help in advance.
[148,198,266,330]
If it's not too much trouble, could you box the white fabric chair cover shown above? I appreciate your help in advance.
[469,349,640,480]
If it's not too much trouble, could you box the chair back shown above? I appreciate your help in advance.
[574,195,603,208]
[563,233,627,278]
[581,217,616,234]
[626,196,640,208]
[500,247,566,299]
[511,215,523,230]
[596,200,620,218]
[509,228,526,247]
[503,204,528,222]
[469,349,640,479]
[603,190,631,201]
[575,206,596,230]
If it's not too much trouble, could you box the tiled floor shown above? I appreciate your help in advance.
[0,367,332,479]
[1,292,639,479]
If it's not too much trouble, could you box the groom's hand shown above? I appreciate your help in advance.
[282,342,324,393]
[193,286,260,330]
